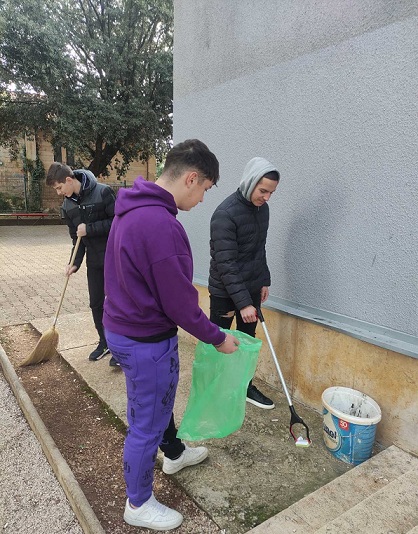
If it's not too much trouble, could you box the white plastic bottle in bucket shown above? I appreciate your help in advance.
[322,386,381,466]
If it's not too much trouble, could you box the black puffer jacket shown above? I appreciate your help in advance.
[208,189,271,310]
[61,170,116,269]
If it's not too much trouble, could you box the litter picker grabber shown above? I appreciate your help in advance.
[256,307,311,447]
[21,236,82,366]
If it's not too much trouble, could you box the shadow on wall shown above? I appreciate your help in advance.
[283,182,347,313]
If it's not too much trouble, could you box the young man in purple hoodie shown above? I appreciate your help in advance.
[103,139,239,531]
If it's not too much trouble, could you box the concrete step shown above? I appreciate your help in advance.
[316,467,418,533]
[247,445,418,534]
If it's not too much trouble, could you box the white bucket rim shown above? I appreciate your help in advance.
[322,386,381,425]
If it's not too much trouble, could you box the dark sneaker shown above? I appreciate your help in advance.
[89,342,110,361]
[109,356,120,367]
[246,384,275,410]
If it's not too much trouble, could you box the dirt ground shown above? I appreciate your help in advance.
[0,324,221,534]
[0,321,358,534]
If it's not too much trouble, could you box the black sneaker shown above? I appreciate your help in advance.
[109,356,120,367]
[246,384,275,410]
[89,341,110,361]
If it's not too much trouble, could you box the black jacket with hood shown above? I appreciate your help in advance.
[208,157,279,311]
[61,169,116,269]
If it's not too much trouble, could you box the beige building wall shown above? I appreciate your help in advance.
[192,284,418,457]
[0,145,23,179]
[0,143,27,210]
[37,134,54,172]
[99,156,156,184]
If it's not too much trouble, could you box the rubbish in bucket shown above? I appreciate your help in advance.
[322,386,381,466]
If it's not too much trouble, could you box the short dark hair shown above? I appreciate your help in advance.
[263,170,280,182]
[46,162,74,186]
[162,139,220,185]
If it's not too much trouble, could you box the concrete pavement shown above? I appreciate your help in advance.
[0,225,90,327]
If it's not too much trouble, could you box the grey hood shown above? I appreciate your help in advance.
[73,168,97,184]
[239,157,279,201]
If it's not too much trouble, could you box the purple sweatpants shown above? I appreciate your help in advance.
[105,330,179,507]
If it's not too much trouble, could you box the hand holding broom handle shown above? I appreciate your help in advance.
[52,235,82,327]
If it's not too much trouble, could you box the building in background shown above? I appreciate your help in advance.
[173,1,418,452]
[0,133,156,212]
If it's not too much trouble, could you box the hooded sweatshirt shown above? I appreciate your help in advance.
[103,176,225,345]
[209,157,279,309]
[239,157,279,200]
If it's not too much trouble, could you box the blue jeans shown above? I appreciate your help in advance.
[105,330,183,507]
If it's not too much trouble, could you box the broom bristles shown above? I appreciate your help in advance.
[20,326,59,366]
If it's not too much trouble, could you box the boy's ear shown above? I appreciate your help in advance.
[185,171,198,187]
[65,176,73,183]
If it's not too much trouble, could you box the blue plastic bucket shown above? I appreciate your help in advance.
[322,386,381,466]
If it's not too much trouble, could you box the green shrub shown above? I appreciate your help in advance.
[0,192,25,212]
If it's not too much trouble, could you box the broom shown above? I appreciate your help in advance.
[21,236,82,366]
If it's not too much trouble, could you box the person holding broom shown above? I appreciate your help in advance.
[208,156,280,409]
[102,139,239,531]
[46,162,118,366]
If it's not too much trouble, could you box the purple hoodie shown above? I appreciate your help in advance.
[103,177,225,346]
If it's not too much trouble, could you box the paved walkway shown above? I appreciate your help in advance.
[0,225,90,327]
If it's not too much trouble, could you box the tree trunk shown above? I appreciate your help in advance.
[88,141,119,177]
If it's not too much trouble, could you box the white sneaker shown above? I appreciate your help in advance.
[162,445,208,475]
[123,494,183,530]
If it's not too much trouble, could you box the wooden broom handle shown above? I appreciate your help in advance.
[52,236,82,327]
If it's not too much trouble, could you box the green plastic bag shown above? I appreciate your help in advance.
[177,329,262,440]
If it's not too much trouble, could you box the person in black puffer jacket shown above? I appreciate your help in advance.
[46,162,117,365]
[209,156,280,409]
